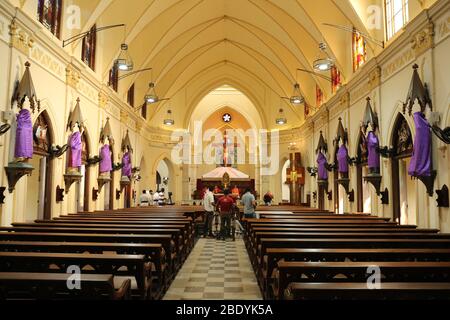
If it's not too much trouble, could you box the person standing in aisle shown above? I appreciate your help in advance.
[215,189,236,241]
[203,186,215,238]
[241,188,257,219]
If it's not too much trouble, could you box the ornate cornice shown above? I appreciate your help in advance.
[65,64,80,89]
[368,66,382,91]
[411,22,435,57]
[98,90,109,110]
[120,110,129,125]
[9,18,34,55]
[135,121,143,134]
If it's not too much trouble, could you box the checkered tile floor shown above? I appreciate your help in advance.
[163,237,262,300]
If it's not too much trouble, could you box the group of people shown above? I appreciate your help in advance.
[202,186,257,241]
[139,189,166,206]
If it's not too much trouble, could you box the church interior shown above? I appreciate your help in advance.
[0,0,450,302]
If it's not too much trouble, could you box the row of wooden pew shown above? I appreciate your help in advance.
[243,211,450,300]
[0,208,195,300]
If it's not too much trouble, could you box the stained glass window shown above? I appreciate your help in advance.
[141,103,147,119]
[331,66,342,93]
[37,0,62,38]
[108,63,119,92]
[82,25,96,70]
[385,0,409,40]
[304,103,310,117]
[352,30,367,71]
[316,85,323,107]
[127,84,135,107]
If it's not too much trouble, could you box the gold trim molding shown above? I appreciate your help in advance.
[9,18,34,55]
[411,22,435,57]
[66,65,80,89]
[98,91,109,110]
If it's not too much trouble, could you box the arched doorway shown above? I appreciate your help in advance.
[25,111,54,221]
[281,159,291,204]
[153,157,175,204]
[391,113,414,224]
[156,159,170,200]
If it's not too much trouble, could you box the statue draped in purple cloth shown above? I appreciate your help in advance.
[317,152,328,180]
[337,145,349,173]
[408,112,431,177]
[367,131,380,172]
[99,144,112,173]
[14,108,33,159]
[68,131,82,168]
[122,151,132,178]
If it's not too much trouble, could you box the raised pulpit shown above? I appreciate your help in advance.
[286,152,305,205]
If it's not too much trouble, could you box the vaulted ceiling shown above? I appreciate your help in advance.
[69,0,384,127]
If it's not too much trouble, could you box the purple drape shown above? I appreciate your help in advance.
[337,145,349,173]
[122,152,132,178]
[14,109,33,159]
[367,131,380,170]
[69,131,82,168]
[317,152,328,180]
[408,112,431,177]
[99,144,112,173]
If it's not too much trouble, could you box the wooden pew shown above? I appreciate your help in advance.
[283,282,450,300]
[247,229,442,264]
[245,218,395,223]
[11,222,192,261]
[0,241,167,299]
[35,219,195,252]
[0,232,178,276]
[0,272,131,300]
[246,218,393,224]
[1,226,188,267]
[275,261,450,299]
[257,214,390,221]
[256,238,450,273]
[263,248,450,299]
[0,252,151,299]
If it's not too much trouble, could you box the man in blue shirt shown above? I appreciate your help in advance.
[241,188,256,219]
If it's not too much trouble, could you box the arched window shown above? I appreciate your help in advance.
[391,113,414,223]
[385,0,409,40]
[82,25,96,70]
[37,0,62,38]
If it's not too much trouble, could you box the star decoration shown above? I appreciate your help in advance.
[222,113,232,123]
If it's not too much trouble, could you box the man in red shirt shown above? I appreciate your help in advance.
[215,189,236,240]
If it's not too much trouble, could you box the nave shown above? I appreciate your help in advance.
[1,205,450,300]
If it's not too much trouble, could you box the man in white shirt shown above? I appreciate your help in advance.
[203,186,215,238]
[158,188,166,205]
[152,191,160,206]
[139,190,150,207]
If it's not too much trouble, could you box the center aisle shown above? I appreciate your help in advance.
[163,238,263,300]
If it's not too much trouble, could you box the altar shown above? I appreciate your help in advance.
[195,166,255,200]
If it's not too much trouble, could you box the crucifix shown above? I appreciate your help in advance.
[223,132,229,167]
[286,152,305,205]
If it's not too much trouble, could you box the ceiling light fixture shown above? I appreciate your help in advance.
[163,109,174,126]
[276,108,287,125]
[145,82,158,104]
[115,43,133,71]
[289,83,304,105]
[313,42,334,72]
